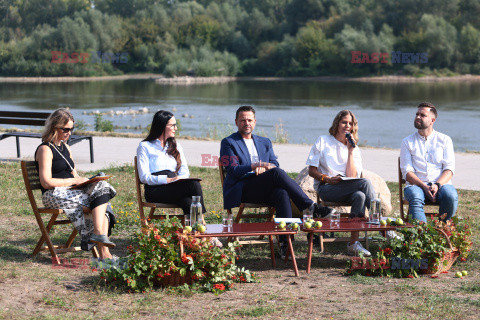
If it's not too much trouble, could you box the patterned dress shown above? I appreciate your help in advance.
[36,142,116,250]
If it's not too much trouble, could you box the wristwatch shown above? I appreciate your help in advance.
[434,182,441,189]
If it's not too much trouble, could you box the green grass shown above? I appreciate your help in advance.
[458,282,480,293]
[1,161,479,319]
[234,305,276,317]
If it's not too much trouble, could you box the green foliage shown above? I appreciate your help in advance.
[164,46,240,77]
[2,0,480,77]
[345,216,473,278]
[74,119,88,131]
[100,217,256,293]
[94,114,114,132]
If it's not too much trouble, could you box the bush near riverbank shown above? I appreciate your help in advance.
[0,161,479,319]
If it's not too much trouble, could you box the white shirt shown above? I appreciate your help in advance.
[306,135,363,190]
[400,130,455,185]
[136,140,189,185]
[243,138,259,163]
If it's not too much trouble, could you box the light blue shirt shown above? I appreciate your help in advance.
[136,140,189,185]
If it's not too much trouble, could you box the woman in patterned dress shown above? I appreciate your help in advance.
[35,108,117,260]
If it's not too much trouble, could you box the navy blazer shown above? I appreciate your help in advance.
[220,131,280,209]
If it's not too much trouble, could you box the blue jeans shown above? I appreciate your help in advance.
[404,184,458,223]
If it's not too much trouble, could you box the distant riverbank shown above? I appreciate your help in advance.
[2,74,480,83]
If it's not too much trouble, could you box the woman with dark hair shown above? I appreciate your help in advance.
[35,108,117,261]
[136,110,207,218]
[306,110,377,256]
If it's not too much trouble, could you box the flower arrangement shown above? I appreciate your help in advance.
[345,215,473,278]
[100,217,256,293]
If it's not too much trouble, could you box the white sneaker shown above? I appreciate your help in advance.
[347,241,371,257]
[209,237,223,248]
[384,230,401,240]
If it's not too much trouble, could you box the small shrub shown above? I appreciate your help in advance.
[94,114,114,132]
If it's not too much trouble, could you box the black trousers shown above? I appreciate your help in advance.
[145,180,206,215]
[242,167,313,242]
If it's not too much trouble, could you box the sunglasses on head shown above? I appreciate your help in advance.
[59,127,74,133]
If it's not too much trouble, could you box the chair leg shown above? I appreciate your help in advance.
[33,213,58,256]
[138,203,147,227]
[234,204,245,223]
[65,229,78,249]
[148,207,156,224]
[91,246,99,259]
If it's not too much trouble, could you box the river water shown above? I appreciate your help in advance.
[1,79,479,151]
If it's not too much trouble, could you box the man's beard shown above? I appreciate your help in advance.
[414,120,428,129]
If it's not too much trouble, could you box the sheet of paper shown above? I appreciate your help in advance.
[274,218,302,224]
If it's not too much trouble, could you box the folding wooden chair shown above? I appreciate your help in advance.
[398,157,439,222]
[218,163,277,251]
[134,156,184,227]
[21,161,98,264]
[218,163,275,224]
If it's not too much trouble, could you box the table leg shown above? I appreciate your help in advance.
[287,235,299,277]
[269,235,276,268]
[307,232,313,274]
[320,233,325,253]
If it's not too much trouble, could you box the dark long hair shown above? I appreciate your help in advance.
[143,110,181,172]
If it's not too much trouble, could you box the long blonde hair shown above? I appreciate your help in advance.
[328,110,359,141]
[41,108,74,143]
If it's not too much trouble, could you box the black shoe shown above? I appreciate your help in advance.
[279,242,291,261]
[312,203,336,219]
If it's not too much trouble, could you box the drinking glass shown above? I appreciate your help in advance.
[303,211,313,225]
[330,211,340,228]
[184,214,191,227]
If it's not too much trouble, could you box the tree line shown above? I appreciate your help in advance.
[1,0,480,77]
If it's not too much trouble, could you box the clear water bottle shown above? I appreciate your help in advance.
[190,196,203,227]
[369,193,381,224]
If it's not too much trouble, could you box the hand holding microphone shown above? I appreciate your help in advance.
[345,132,356,148]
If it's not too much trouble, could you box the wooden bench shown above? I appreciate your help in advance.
[0,111,94,163]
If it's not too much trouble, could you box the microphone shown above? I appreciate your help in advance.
[345,132,356,148]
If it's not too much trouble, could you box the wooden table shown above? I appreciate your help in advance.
[302,218,412,273]
[194,222,299,276]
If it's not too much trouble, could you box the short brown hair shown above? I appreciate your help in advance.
[236,106,255,119]
[418,102,438,119]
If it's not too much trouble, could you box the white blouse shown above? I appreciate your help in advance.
[136,139,189,185]
[306,135,363,190]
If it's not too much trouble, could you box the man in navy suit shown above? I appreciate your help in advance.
[220,106,334,258]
